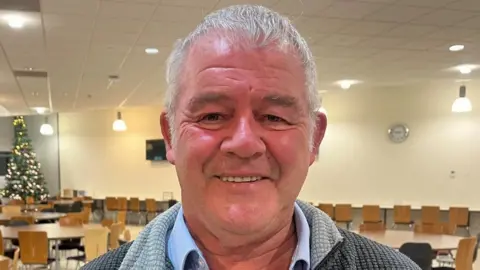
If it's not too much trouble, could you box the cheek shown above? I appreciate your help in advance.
[266,131,310,166]
[176,127,219,168]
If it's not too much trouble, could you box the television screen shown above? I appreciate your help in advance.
[146,139,167,161]
[0,152,11,176]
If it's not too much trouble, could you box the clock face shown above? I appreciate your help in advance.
[388,124,409,143]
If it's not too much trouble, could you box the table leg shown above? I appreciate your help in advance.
[55,240,60,269]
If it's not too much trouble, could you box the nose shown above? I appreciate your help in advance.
[220,116,266,159]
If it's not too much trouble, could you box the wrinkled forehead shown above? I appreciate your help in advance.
[185,31,305,75]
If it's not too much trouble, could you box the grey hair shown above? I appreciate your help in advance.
[164,5,320,150]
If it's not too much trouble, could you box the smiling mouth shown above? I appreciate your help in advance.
[215,176,266,183]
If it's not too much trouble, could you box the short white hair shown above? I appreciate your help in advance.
[164,5,320,149]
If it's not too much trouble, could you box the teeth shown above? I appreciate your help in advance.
[220,176,262,183]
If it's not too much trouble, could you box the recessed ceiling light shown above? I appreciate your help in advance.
[459,66,472,74]
[336,80,361,90]
[4,15,25,29]
[449,45,465,52]
[31,107,48,114]
[145,48,159,54]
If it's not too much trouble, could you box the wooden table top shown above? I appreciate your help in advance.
[52,200,94,205]
[354,230,464,250]
[0,223,106,240]
[0,212,65,221]
[0,255,10,268]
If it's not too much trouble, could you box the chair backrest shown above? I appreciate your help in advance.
[71,201,83,212]
[145,199,157,213]
[421,206,440,225]
[129,198,140,212]
[2,206,22,215]
[449,207,469,227]
[399,242,433,270]
[84,228,109,262]
[318,204,334,219]
[101,219,114,229]
[63,189,74,198]
[18,231,48,264]
[105,197,118,211]
[362,205,381,223]
[25,197,34,205]
[59,216,83,226]
[0,230,4,255]
[414,223,443,234]
[393,205,411,224]
[117,197,128,211]
[442,222,457,235]
[334,204,352,222]
[123,229,131,242]
[109,222,123,250]
[0,258,8,269]
[359,222,386,232]
[117,211,127,224]
[455,237,477,270]
[10,216,34,225]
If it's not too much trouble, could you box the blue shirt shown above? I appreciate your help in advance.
[167,203,310,270]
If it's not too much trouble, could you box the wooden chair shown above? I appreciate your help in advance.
[449,207,470,235]
[18,231,55,267]
[318,203,334,219]
[59,215,83,226]
[105,197,119,221]
[421,206,440,225]
[123,229,132,242]
[109,222,123,250]
[437,237,477,269]
[101,219,114,229]
[67,228,109,268]
[392,205,414,229]
[128,197,143,225]
[359,222,386,232]
[117,211,127,226]
[145,199,158,223]
[0,256,9,269]
[362,205,382,224]
[334,204,353,230]
[117,197,128,212]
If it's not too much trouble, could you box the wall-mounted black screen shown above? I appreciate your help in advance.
[146,139,167,161]
[0,152,11,176]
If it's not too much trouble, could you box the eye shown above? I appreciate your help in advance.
[265,115,285,122]
[200,113,224,122]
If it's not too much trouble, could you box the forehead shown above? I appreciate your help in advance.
[183,33,306,86]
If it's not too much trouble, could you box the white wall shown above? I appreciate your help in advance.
[58,81,480,208]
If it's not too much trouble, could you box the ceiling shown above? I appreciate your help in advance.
[1,0,480,115]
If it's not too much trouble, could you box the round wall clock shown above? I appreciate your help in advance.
[387,124,409,143]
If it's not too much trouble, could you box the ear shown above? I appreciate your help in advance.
[309,111,327,165]
[160,111,176,165]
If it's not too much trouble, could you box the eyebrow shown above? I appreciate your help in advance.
[187,92,233,113]
[261,94,299,109]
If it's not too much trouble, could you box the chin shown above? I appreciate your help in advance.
[212,200,277,234]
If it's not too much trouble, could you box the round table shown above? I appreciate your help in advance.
[0,212,65,222]
[354,230,464,250]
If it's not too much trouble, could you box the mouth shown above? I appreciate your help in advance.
[215,176,267,183]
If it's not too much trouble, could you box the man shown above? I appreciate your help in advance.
[84,5,420,270]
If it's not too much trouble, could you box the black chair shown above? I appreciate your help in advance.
[71,201,83,212]
[399,242,433,270]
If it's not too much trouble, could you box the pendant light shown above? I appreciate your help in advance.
[40,116,54,136]
[452,85,472,113]
[112,111,127,131]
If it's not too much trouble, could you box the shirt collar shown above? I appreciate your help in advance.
[167,203,311,270]
[291,202,311,270]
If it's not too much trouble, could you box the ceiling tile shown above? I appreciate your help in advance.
[271,0,333,17]
[355,37,408,49]
[401,39,451,50]
[91,31,138,46]
[381,24,438,38]
[106,0,161,4]
[364,5,432,23]
[99,1,156,20]
[152,5,208,22]
[40,0,100,16]
[318,34,366,47]
[292,17,353,34]
[339,20,396,35]
[137,21,197,46]
[395,0,456,8]
[161,0,219,9]
[427,27,480,41]
[215,0,279,9]
[7,54,47,71]
[320,1,385,20]
[455,15,480,29]
[445,0,480,11]
[95,18,145,34]
[411,9,477,26]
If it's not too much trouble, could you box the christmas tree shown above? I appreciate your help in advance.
[1,116,49,201]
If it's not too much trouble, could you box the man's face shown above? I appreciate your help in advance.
[161,34,326,235]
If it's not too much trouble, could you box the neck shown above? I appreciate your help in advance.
[185,209,298,270]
